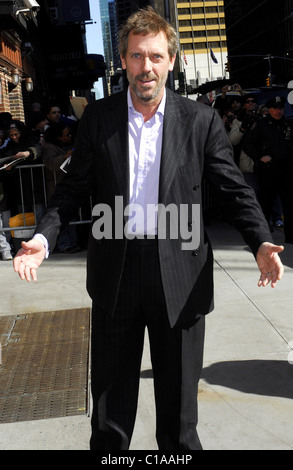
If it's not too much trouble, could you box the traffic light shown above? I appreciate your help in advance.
[266,75,271,87]
[225,61,231,73]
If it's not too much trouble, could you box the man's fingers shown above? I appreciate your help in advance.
[24,264,32,282]
[15,258,37,282]
[271,244,284,254]
[258,269,281,288]
[258,273,270,287]
[31,268,37,282]
[17,261,26,280]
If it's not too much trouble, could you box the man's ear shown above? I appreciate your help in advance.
[120,55,126,70]
[168,54,176,72]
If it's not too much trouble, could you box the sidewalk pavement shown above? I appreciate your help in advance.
[0,218,292,451]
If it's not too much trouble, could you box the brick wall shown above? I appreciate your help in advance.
[0,72,25,122]
[9,83,25,122]
[0,72,10,114]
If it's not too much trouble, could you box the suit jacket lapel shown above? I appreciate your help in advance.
[159,88,194,204]
[103,92,129,205]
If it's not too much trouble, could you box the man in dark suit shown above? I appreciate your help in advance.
[13,7,284,450]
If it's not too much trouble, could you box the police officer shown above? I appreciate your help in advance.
[243,96,293,243]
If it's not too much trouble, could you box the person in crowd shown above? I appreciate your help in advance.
[258,104,269,117]
[45,104,62,128]
[42,122,73,198]
[258,101,284,231]
[29,111,48,143]
[242,96,293,243]
[13,7,284,450]
[2,120,42,163]
[0,120,44,252]
[27,102,42,125]
[230,95,243,118]
[196,94,211,106]
[45,103,78,133]
[214,83,245,116]
[222,108,236,134]
[42,122,80,253]
[1,120,43,213]
[229,94,259,172]
[256,102,283,229]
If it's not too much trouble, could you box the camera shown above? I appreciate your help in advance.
[23,0,40,12]
[16,0,40,17]
[227,85,234,91]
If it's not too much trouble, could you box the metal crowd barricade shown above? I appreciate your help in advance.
[1,162,92,236]
[1,163,218,238]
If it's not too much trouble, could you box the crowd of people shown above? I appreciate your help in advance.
[0,102,82,261]
[198,84,293,244]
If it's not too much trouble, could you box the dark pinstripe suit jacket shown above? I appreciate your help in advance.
[37,88,272,327]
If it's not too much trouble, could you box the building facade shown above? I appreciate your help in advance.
[175,0,228,87]
[224,0,293,87]
[0,1,38,122]
[0,0,105,125]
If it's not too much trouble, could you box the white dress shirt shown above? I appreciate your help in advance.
[127,87,165,235]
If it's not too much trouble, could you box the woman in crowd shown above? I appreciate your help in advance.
[42,122,80,253]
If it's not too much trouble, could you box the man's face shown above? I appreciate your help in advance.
[121,31,176,107]
[231,100,241,111]
[8,129,21,143]
[58,127,72,145]
[244,98,258,113]
[47,107,61,123]
[269,107,284,120]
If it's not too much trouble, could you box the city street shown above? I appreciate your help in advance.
[0,217,292,450]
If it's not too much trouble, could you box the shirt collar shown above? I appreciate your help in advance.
[127,87,166,117]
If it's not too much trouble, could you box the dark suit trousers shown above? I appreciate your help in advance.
[90,238,205,450]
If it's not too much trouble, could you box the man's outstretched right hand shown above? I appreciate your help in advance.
[13,239,46,282]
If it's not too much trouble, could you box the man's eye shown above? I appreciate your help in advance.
[152,54,163,61]
[132,53,140,59]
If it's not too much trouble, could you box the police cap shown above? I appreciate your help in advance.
[265,96,286,109]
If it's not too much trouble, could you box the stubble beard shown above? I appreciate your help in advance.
[127,71,169,103]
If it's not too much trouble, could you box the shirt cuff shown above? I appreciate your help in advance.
[33,233,49,259]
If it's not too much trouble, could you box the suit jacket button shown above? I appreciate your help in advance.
[192,248,200,256]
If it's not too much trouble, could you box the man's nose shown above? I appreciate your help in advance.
[142,56,152,72]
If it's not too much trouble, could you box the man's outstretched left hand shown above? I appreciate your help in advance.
[256,242,284,288]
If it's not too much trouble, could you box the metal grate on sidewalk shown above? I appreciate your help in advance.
[0,308,90,423]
